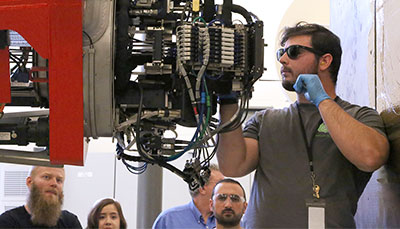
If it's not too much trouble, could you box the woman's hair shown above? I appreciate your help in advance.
[86,198,127,229]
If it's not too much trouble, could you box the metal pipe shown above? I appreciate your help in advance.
[136,164,163,228]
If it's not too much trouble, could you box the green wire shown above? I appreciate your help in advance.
[193,16,207,25]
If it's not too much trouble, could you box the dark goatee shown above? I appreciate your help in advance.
[215,209,242,228]
[282,80,295,91]
[27,183,64,227]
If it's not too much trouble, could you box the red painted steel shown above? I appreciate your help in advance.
[0,47,10,103]
[0,0,84,165]
[29,67,49,83]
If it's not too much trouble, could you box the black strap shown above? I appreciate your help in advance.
[296,102,323,174]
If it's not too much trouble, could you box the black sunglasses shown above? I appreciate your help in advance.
[276,45,325,61]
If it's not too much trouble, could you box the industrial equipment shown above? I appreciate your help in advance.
[0,0,264,189]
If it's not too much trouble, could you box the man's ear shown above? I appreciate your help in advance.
[26,176,33,190]
[199,186,207,195]
[319,53,333,71]
[243,202,248,214]
[209,198,214,212]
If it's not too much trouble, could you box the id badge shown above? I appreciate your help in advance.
[306,198,326,229]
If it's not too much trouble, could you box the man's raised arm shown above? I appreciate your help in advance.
[217,104,259,177]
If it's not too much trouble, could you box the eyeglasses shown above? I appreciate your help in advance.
[213,193,245,203]
[276,45,325,61]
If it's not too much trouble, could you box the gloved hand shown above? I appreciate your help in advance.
[293,74,330,107]
[217,91,239,105]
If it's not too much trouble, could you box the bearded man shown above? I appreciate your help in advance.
[210,179,247,229]
[0,166,82,228]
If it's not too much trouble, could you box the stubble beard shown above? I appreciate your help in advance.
[282,80,295,91]
[281,61,319,92]
[215,209,242,228]
[27,183,64,227]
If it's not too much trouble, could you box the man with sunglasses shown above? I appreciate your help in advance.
[217,22,389,228]
[210,179,247,229]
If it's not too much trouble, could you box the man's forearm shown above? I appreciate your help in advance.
[217,104,257,177]
[318,99,389,172]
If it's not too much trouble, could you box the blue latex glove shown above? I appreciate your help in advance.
[293,74,330,107]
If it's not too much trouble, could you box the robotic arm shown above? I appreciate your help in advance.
[112,0,264,188]
[0,0,264,189]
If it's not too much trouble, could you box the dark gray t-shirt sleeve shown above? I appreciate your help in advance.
[243,110,264,140]
[354,106,387,137]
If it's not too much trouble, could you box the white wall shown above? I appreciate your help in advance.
[375,0,400,111]
[0,163,29,212]
[330,0,375,107]
[330,0,400,227]
[63,149,117,227]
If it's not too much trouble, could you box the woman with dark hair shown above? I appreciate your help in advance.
[87,198,127,229]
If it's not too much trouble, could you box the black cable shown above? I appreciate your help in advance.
[231,4,253,24]
[9,54,22,73]
[135,84,161,164]
[222,0,233,26]
[116,141,145,162]
[9,53,21,64]
[135,85,147,158]
[132,38,152,44]
[122,158,147,174]
[157,159,194,183]
[219,71,261,133]
[83,31,93,46]
[180,1,190,22]
[222,93,250,131]
[219,94,246,132]
[115,134,149,175]
[115,0,133,93]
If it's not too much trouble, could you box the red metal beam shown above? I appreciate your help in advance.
[0,0,84,165]
[0,47,10,103]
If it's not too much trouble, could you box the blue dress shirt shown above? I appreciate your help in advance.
[152,200,216,229]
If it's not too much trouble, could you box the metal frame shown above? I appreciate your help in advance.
[0,0,84,165]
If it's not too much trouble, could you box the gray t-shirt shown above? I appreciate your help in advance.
[242,97,386,228]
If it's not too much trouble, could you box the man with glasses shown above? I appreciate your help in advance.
[210,179,247,229]
[217,22,389,228]
[153,164,224,229]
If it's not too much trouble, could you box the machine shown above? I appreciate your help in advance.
[0,0,264,189]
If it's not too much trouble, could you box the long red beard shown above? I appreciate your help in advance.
[27,183,64,227]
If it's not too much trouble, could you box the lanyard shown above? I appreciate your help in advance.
[296,102,323,199]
